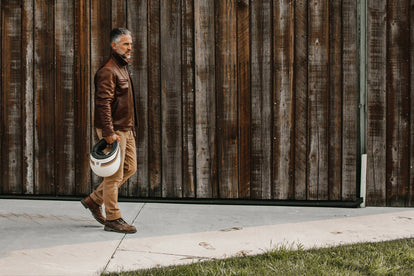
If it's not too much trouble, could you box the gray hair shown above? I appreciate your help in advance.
[110,28,131,45]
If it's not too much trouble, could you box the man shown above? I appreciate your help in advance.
[81,28,137,234]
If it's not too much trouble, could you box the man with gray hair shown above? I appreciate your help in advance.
[81,28,137,234]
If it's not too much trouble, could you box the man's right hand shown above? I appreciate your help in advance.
[104,134,121,144]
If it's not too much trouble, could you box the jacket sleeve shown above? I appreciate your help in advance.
[95,67,116,137]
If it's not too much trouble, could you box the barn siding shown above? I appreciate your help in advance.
[181,0,196,198]
[250,0,272,200]
[1,0,412,206]
[307,0,329,200]
[22,0,34,195]
[74,0,91,195]
[342,0,359,201]
[366,0,413,206]
[147,0,162,197]
[293,0,308,201]
[1,1,23,194]
[55,0,75,195]
[34,0,55,195]
[127,0,149,197]
[410,0,414,206]
[161,0,183,198]
[273,0,295,200]
[194,0,217,198]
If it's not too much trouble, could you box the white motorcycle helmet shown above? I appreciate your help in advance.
[90,139,121,177]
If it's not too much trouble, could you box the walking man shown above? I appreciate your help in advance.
[82,28,137,234]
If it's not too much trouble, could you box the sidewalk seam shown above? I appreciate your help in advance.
[101,203,147,274]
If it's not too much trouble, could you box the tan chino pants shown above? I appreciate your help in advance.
[90,129,137,220]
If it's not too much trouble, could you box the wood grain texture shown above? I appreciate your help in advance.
[111,0,126,28]
[181,0,196,198]
[194,0,217,198]
[216,0,238,198]
[1,1,23,193]
[55,0,75,195]
[1,0,407,206]
[307,0,329,200]
[342,0,358,201]
[410,0,414,206]
[161,0,183,198]
[34,0,55,194]
[74,0,91,195]
[366,0,387,206]
[0,0,2,193]
[127,0,149,197]
[273,0,294,200]
[250,0,272,200]
[237,0,250,199]
[294,0,308,200]
[148,0,162,197]
[328,0,342,200]
[386,0,410,206]
[22,0,35,194]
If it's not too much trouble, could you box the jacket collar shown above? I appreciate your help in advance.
[111,51,129,67]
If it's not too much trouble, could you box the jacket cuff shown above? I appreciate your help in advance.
[102,127,115,138]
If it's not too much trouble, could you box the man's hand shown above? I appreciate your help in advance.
[104,134,121,144]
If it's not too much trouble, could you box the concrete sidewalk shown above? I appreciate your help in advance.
[0,199,413,276]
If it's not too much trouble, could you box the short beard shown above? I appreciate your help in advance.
[114,48,130,59]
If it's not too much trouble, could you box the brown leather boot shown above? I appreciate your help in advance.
[81,196,106,225]
[104,218,137,234]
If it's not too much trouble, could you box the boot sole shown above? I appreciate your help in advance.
[104,226,137,234]
[81,199,106,225]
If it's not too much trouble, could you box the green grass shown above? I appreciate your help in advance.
[103,238,414,276]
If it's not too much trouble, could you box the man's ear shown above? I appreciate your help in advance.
[111,41,117,50]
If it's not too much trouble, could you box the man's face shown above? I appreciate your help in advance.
[112,34,133,59]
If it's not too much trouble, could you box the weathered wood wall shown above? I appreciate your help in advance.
[366,0,414,206]
[1,0,406,206]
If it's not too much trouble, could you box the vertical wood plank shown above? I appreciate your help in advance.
[366,0,387,206]
[410,0,414,206]
[250,0,272,200]
[342,0,358,201]
[161,0,183,198]
[237,0,250,199]
[90,0,112,88]
[90,0,112,189]
[34,0,55,194]
[307,0,329,200]
[294,0,308,200]
[308,0,329,200]
[1,1,23,194]
[194,0,217,198]
[216,0,238,198]
[0,0,2,193]
[127,0,149,197]
[386,0,410,206]
[111,0,126,28]
[328,0,342,200]
[148,0,162,197]
[55,0,75,195]
[181,0,196,198]
[273,0,295,200]
[74,0,91,195]
[22,0,35,194]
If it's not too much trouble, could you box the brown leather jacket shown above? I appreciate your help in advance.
[94,51,136,137]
